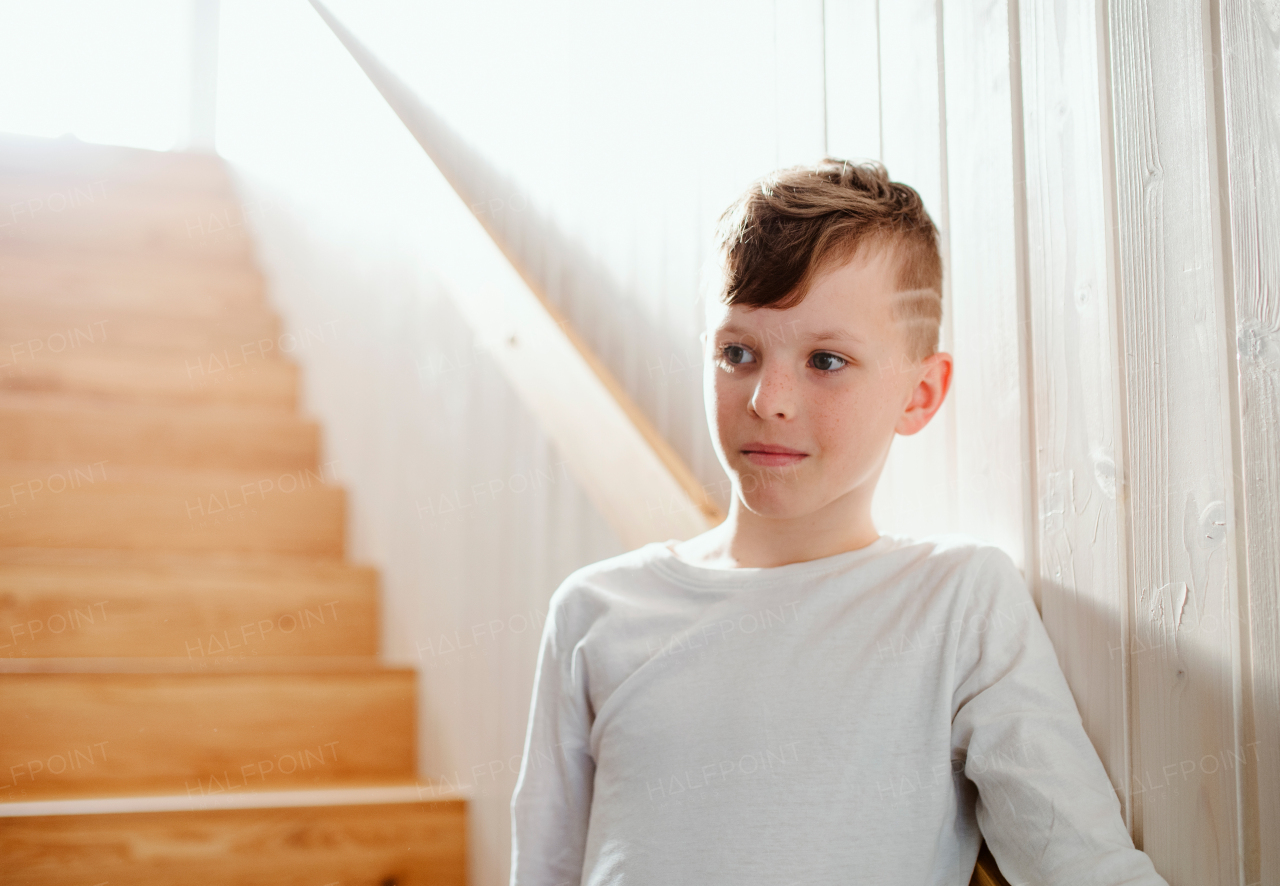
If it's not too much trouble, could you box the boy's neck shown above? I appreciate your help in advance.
[670,497,881,570]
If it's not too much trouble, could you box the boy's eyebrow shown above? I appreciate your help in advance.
[715,324,866,344]
[801,328,866,344]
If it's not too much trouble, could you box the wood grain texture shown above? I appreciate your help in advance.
[0,347,298,407]
[1016,0,1131,821]
[0,395,319,472]
[0,551,375,658]
[0,463,344,556]
[0,302,282,357]
[0,248,266,314]
[0,798,466,885]
[1216,1,1280,882]
[1108,0,1246,879]
[0,176,256,261]
[0,670,415,801]
[970,841,1012,886]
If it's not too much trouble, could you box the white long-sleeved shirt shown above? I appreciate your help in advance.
[509,532,1168,886]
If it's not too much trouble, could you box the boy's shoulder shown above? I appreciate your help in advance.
[897,531,1027,593]
[897,534,1036,637]
[873,533,1031,625]
[544,542,670,621]
[895,531,1021,573]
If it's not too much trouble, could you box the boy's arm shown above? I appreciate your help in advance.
[509,585,595,886]
[951,549,1169,886]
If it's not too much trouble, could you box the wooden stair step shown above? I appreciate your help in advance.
[0,549,374,658]
[0,658,393,674]
[0,670,414,801]
[0,547,360,570]
[1,301,284,356]
[0,170,248,212]
[0,288,265,324]
[0,394,319,472]
[0,346,298,407]
[0,463,344,556]
[0,173,257,260]
[0,781,466,815]
[0,249,266,311]
[0,239,260,275]
[0,186,255,238]
[0,211,255,262]
[0,787,466,886]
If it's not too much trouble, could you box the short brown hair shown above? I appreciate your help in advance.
[713,157,943,362]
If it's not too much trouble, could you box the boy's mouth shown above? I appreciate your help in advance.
[741,443,808,467]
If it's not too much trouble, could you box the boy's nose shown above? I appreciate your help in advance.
[749,366,797,419]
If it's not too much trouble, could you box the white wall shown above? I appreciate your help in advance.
[0,0,198,151]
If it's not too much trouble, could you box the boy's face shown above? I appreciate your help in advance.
[701,246,949,521]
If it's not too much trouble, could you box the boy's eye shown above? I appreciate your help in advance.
[716,345,850,374]
[811,352,848,372]
[718,344,755,367]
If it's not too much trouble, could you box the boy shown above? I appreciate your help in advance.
[509,159,1167,885]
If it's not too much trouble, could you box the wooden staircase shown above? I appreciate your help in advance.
[0,135,466,885]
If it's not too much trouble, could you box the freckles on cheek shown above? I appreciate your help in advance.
[811,393,863,447]
[810,389,848,424]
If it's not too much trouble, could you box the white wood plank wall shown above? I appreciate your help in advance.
[1017,0,1133,828]
[1108,0,1248,880]
[1216,2,1280,884]
[215,1,1275,883]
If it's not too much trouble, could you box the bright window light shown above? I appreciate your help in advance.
[0,0,192,151]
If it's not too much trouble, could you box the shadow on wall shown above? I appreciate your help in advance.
[311,0,731,517]
[1044,575,1262,872]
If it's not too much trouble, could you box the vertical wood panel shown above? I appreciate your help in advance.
[823,0,880,161]
[1216,1,1280,882]
[1108,0,1245,879]
[872,0,959,543]
[1017,0,1131,821]
[941,0,1029,565]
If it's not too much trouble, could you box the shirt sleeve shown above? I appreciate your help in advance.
[509,582,596,886]
[951,548,1169,886]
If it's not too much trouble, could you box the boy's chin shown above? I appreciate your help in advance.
[738,497,810,520]
[732,477,818,520]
